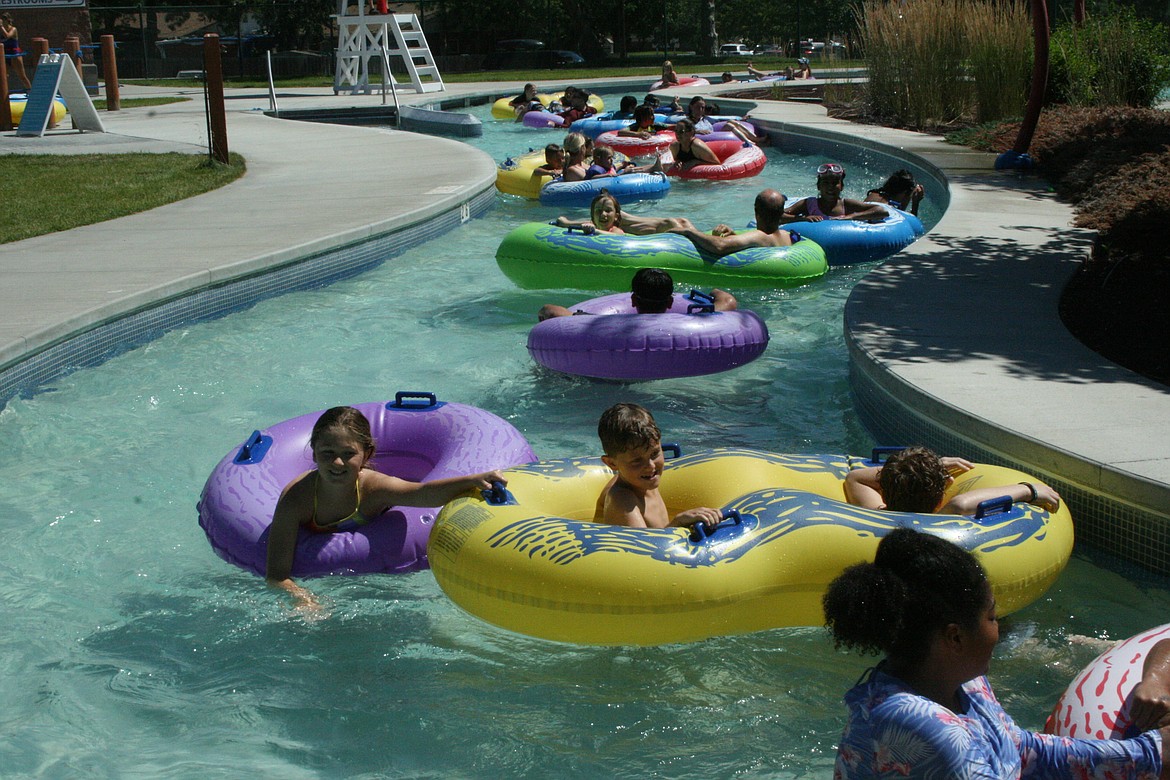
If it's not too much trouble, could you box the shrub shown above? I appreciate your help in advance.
[1048,8,1170,108]
[858,0,1031,128]
[966,0,1033,123]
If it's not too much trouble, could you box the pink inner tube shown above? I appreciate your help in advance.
[667,139,767,180]
[650,76,711,90]
[527,292,769,380]
[1045,623,1170,739]
[197,396,536,578]
[522,110,566,128]
[596,129,675,157]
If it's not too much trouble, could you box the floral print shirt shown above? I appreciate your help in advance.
[835,667,1162,779]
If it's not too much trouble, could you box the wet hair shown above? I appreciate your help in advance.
[598,403,661,457]
[310,406,375,460]
[721,71,734,82]
[632,104,655,126]
[630,267,673,313]
[875,169,917,201]
[590,189,621,225]
[563,132,586,155]
[593,145,613,159]
[674,117,696,135]
[686,96,707,120]
[619,95,638,113]
[543,143,563,164]
[643,94,660,107]
[878,446,949,513]
[823,527,990,666]
[754,188,787,228]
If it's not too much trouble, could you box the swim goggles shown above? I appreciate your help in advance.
[817,163,845,175]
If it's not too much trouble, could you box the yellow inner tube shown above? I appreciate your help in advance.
[495,148,554,199]
[9,97,67,125]
[430,448,1074,646]
[491,92,605,121]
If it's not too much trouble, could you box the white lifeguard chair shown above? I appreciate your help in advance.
[333,3,444,95]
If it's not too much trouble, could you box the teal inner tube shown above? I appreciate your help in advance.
[495,223,828,290]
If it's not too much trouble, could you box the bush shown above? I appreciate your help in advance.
[1048,8,1170,108]
[858,0,1031,128]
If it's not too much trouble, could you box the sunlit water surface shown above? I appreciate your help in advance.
[1,94,1168,778]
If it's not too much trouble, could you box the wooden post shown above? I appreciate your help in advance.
[64,37,83,77]
[997,0,1049,169]
[0,53,10,132]
[1012,0,1049,155]
[203,33,230,164]
[101,35,120,110]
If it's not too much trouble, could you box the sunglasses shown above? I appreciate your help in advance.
[817,163,845,175]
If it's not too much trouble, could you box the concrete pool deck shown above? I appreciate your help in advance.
[1,79,1167,572]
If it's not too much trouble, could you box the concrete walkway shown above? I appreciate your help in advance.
[1,77,1166,572]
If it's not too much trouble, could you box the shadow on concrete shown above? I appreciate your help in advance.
[846,191,1170,394]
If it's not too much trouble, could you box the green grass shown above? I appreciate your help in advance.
[0,152,245,244]
[121,58,866,91]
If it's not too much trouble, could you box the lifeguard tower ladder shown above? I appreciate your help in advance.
[333,5,444,95]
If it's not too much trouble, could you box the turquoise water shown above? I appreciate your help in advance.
[0,94,1168,778]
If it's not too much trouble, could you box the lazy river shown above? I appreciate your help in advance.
[1,94,1169,777]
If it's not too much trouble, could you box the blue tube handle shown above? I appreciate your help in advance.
[870,446,906,464]
[974,495,1014,520]
[662,443,681,460]
[482,480,515,506]
[562,224,597,235]
[689,509,743,542]
[686,289,716,314]
[233,430,272,464]
[393,391,437,408]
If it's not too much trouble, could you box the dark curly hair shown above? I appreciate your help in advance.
[823,528,989,666]
[878,446,949,513]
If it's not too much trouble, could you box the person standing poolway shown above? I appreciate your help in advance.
[1,13,32,91]
[823,527,1170,778]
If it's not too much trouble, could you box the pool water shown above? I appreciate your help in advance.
[1,94,1168,778]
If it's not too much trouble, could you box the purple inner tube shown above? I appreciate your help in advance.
[197,399,536,578]
[522,110,566,128]
[528,293,770,380]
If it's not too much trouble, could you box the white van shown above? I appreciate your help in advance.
[719,43,753,57]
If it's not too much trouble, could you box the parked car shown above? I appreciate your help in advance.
[753,44,785,56]
[800,40,847,58]
[482,48,585,70]
[719,43,753,57]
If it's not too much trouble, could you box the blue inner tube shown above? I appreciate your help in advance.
[539,172,671,207]
[570,113,635,139]
[753,203,925,265]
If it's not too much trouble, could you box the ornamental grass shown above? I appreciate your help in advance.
[858,0,1031,128]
